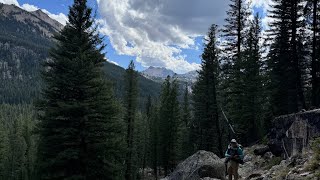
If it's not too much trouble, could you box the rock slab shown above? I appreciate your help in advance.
[268,109,320,157]
[167,150,225,180]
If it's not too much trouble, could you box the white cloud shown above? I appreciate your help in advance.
[248,0,276,30]
[0,0,19,6]
[248,0,272,13]
[97,0,229,73]
[108,60,119,66]
[21,3,38,11]
[41,9,68,26]
[0,0,67,25]
[21,4,68,25]
[104,57,119,66]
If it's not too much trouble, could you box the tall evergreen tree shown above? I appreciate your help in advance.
[149,103,160,179]
[180,83,193,158]
[36,0,124,179]
[182,83,191,128]
[240,14,264,143]
[142,96,152,177]
[124,61,138,180]
[310,0,320,107]
[132,112,148,180]
[267,0,306,115]
[221,0,250,138]
[193,25,223,156]
[159,76,180,175]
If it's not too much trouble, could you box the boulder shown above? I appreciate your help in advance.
[268,109,320,157]
[263,152,274,160]
[244,173,264,180]
[253,145,270,156]
[167,150,225,180]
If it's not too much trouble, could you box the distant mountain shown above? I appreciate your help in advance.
[142,66,176,78]
[0,3,63,38]
[176,70,198,83]
[142,66,198,83]
[0,3,161,107]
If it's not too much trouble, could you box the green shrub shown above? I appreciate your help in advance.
[306,138,320,172]
[261,136,269,145]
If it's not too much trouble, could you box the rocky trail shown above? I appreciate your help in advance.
[158,109,320,180]
[158,145,318,180]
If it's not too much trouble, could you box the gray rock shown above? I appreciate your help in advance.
[268,109,320,157]
[243,154,253,162]
[245,173,263,180]
[167,150,225,180]
[254,146,270,156]
[263,152,274,160]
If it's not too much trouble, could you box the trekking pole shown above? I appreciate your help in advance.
[220,106,236,134]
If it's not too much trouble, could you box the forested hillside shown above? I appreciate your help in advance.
[0,3,161,105]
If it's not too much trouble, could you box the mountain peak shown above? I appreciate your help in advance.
[141,66,198,83]
[0,3,63,37]
[142,66,176,78]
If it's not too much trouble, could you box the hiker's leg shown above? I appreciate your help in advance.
[227,162,233,180]
[233,162,239,180]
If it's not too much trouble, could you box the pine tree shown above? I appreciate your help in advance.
[221,0,250,138]
[132,112,149,180]
[142,96,152,176]
[182,83,191,128]
[310,0,320,107]
[159,76,180,175]
[222,0,250,58]
[193,25,223,156]
[180,83,193,158]
[0,120,8,179]
[124,61,138,180]
[149,103,160,179]
[36,0,124,179]
[8,113,26,180]
[240,14,264,143]
[267,0,306,115]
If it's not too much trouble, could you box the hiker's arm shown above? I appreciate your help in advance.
[238,148,244,160]
[225,149,231,158]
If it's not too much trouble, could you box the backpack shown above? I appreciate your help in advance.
[226,146,244,165]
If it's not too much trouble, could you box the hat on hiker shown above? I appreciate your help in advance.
[230,139,237,144]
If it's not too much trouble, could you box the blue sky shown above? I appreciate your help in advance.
[1,0,266,73]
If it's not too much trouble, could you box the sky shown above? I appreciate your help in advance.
[0,0,268,73]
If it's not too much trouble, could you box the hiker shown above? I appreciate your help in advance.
[225,139,244,180]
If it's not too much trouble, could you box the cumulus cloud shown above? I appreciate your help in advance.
[41,9,68,26]
[0,0,67,25]
[249,0,272,13]
[248,0,275,30]
[0,0,19,6]
[20,3,38,11]
[97,0,229,73]
[21,4,68,25]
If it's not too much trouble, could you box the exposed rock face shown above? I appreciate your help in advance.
[167,150,225,180]
[142,66,176,78]
[268,109,320,157]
